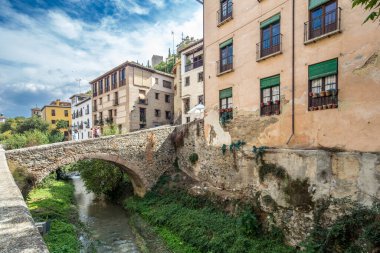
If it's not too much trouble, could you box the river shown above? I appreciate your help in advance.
[72,175,141,253]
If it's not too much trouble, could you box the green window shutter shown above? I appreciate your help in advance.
[260,14,281,29]
[308,58,338,80]
[219,38,233,49]
[260,75,280,89]
[219,88,232,99]
[309,0,330,10]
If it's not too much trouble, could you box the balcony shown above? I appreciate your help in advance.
[138,99,148,105]
[217,55,234,76]
[260,101,281,116]
[304,7,341,44]
[185,59,203,72]
[95,119,104,126]
[217,3,233,27]
[256,34,282,61]
[105,117,114,125]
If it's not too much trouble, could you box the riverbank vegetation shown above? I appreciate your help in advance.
[26,175,81,253]
[0,116,65,150]
[124,174,296,253]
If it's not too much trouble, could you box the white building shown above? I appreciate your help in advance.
[179,39,204,123]
[0,114,6,124]
[70,94,92,140]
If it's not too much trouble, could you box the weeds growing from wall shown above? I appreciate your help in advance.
[8,162,36,197]
[189,153,199,165]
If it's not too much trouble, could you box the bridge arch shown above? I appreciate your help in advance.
[52,153,148,197]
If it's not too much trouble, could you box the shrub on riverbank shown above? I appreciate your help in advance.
[27,178,81,253]
[124,175,295,253]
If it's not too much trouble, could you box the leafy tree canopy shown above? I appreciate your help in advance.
[55,120,69,130]
[352,0,380,22]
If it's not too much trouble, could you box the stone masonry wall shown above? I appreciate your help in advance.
[175,120,380,245]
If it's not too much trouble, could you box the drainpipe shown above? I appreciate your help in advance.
[286,0,295,145]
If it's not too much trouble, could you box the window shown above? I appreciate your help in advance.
[139,90,147,104]
[51,109,56,116]
[155,78,159,85]
[186,117,190,123]
[198,95,204,105]
[107,94,110,101]
[92,83,97,96]
[308,58,338,110]
[260,75,281,116]
[98,80,103,94]
[218,39,233,74]
[165,94,170,103]
[163,80,172,89]
[112,72,117,89]
[198,72,204,82]
[183,98,190,113]
[114,92,119,105]
[155,109,161,117]
[99,98,102,105]
[218,0,233,24]
[120,68,126,81]
[155,93,159,100]
[105,77,110,92]
[166,111,172,120]
[140,108,146,123]
[219,88,233,122]
[114,109,117,116]
[185,77,190,86]
[51,120,56,124]
[259,14,281,59]
[307,0,338,41]
[64,110,68,117]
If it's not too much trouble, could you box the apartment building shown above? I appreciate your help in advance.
[0,114,6,124]
[204,0,380,152]
[179,39,204,123]
[90,61,174,133]
[70,93,92,141]
[31,107,41,117]
[41,99,71,138]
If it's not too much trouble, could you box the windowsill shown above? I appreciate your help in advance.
[304,29,341,45]
[256,50,282,62]
[217,68,234,77]
[217,16,233,27]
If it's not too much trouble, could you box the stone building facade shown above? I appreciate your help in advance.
[172,58,182,125]
[179,39,204,123]
[70,93,92,141]
[203,0,380,152]
[90,61,174,134]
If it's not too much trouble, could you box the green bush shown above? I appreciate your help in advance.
[3,133,27,149]
[189,153,199,164]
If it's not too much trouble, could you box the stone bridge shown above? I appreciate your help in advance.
[1,126,176,252]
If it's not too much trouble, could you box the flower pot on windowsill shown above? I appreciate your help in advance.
[327,104,333,109]
[275,110,280,115]
[322,105,327,110]
[312,93,320,98]
[332,104,338,108]
[314,106,319,110]
[320,91,326,97]
[226,108,233,112]
[275,100,280,105]
[267,101,272,106]
[219,109,226,113]
[325,90,332,96]
[318,105,323,110]
[309,107,314,111]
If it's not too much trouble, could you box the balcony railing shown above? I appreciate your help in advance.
[256,34,282,61]
[217,3,233,26]
[260,101,281,116]
[217,55,234,76]
[138,99,148,105]
[105,117,113,124]
[185,59,204,72]
[304,7,341,43]
[95,119,104,126]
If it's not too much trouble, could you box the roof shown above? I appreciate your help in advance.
[90,61,174,84]
[69,93,90,99]
[73,96,91,107]
[178,39,203,54]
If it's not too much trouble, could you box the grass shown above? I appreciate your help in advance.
[27,178,81,253]
[124,175,296,253]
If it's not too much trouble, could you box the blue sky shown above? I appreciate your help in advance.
[0,0,203,117]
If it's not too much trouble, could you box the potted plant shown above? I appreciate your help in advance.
[260,102,265,107]
[314,106,319,110]
[325,90,332,96]
[320,91,326,97]
[309,107,314,111]
[267,101,272,106]
[318,105,323,110]
[219,108,225,113]
[309,92,313,97]
[331,89,338,96]
[327,104,333,109]
[312,92,320,98]
[332,104,338,108]
[275,100,280,104]
[322,105,327,110]
[227,108,233,112]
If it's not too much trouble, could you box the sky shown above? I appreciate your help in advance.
[0,0,203,117]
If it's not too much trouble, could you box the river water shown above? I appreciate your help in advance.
[71,176,140,253]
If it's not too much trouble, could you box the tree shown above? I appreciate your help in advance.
[55,120,68,130]
[16,116,49,134]
[352,0,380,22]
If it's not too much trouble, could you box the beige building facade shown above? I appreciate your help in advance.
[90,62,174,133]
[172,58,182,125]
[203,0,380,152]
[179,40,204,123]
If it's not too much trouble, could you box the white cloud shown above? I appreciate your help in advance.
[148,0,165,8]
[0,0,203,116]
[113,0,150,15]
